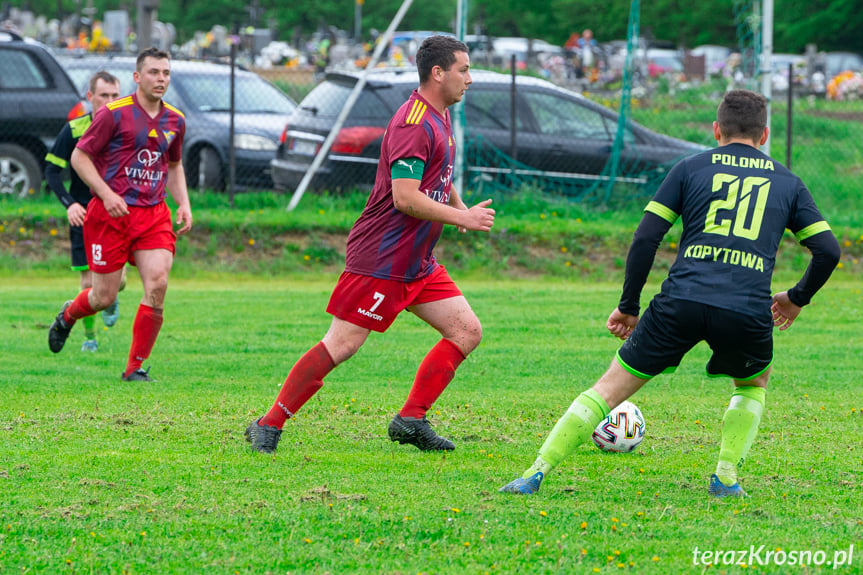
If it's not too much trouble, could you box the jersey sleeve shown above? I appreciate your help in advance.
[788,181,831,241]
[386,122,432,171]
[168,115,185,163]
[76,105,115,158]
[44,123,76,208]
[644,160,687,224]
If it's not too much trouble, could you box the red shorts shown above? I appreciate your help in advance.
[326,265,463,332]
[83,199,176,274]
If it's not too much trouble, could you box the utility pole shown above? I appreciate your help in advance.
[136,0,159,50]
[354,0,363,42]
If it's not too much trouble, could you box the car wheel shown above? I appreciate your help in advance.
[192,146,224,191]
[0,144,42,199]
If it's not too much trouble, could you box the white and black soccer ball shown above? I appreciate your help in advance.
[591,400,646,453]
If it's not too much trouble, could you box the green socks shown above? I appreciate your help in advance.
[83,315,96,340]
[523,389,610,478]
[715,386,766,486]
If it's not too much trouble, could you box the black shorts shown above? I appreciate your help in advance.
[69,225,88,271]
[616,293,773,380]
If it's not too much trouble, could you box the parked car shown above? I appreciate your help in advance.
[645,48,684,78]
[769,53,806,92]
[0,29,84,198]
[822,51,863,79]
[270,69,705,194]
[690,45,732,77]
[58,55,297,190]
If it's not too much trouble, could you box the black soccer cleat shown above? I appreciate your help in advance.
[48,301,74,353]
[245,417,282,453]
[121,367,153,382]
[388,414,455,451]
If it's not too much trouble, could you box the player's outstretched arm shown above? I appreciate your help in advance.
[771,291,801,331]
[70,148,129,218]
[167,161,192,235]
[392,179,494,232]
[607,308,638,340]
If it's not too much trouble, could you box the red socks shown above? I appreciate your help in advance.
[124,304,163,377]
[65,288,95,323]
[399,339,466,419]
[260,342,335,429]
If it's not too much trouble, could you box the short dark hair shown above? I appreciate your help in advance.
[717,89,767,143]
[88,69,120,93]
[415,35,469,83]
[136,46,171,72]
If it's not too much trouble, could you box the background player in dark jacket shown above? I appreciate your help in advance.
[245,35,495,454]
[500,89,840,497]
[45,70,126,352]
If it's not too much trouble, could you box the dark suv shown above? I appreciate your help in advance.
[0,30,84,198]
[270,68,705,194]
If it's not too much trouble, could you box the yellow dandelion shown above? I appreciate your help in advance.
[694,420,700,424]
[670,242,677,249]
[304,538,312,544]
[248,239,255,246]
[611,517,619,523]
[540,510,547,517]
[844,240,851,247]
[303,254,310,261]
[576,218,582,223]
[581,549,588,555]
[50,229,58,236]
[464,541,470,547]
[837,262,844,269]
[617,563,625,568]
[0,225,4,232]
[593,569,601,573]
[652,556,660,562]
[560,246,568,253]
[19,227,25,234]
[565,261,572,267]
[637,511,644,516]
[319,209,325,215]
[580,521,588,529]
[540,213,546,219]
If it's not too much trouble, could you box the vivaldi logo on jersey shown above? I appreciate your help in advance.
[125,149,165,182]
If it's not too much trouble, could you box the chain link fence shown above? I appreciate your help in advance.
[2,37,860,218]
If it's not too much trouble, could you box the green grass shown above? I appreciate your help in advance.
[2,275,861,574]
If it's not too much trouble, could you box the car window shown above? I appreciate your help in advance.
[464,89,525,131]
[0,49,51,89]
[300,80,393,120]
[173,74,294,114]
[522,91,611,140]
[65,65,138,97]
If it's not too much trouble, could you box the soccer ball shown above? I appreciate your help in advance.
[591,400,646,453]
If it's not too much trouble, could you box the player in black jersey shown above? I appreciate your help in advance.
[45,70,126,352]
[500,89,840,497]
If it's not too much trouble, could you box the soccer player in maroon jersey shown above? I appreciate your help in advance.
[245,35,496,453]
[48,47,193,382]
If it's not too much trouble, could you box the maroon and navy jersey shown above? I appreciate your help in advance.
[76,92,185,207]
[344,90,455,282]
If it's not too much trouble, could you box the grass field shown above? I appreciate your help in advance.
[2,274,861,574]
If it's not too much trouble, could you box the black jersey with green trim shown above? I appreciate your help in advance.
[45,114,93,208]
[647,142,831,317]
